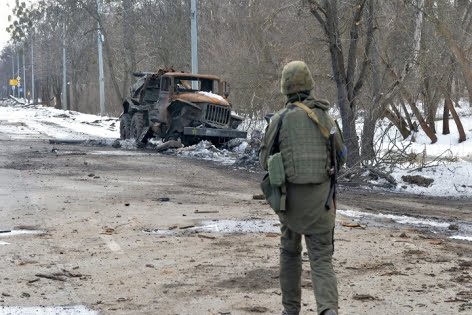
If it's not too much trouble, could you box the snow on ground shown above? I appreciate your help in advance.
[0,102,119,140]
[0,306,98,315]
[173,140,237,165]
[144,219,280,235]
[338,209,472,242]
[400,102,472,160]
[370,103,472,197]
[391,163,472,196]
[1,100,471,198]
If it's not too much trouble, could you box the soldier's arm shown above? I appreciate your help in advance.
[259,114,281,171]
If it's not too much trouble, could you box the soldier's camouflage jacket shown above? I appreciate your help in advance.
[259,94,346,234]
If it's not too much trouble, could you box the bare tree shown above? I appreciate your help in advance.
[307,0,374,166]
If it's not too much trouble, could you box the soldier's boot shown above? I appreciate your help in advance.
[321,309,337,315]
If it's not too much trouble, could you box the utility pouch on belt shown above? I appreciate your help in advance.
[261,174,285,213]
[260,110,289,214]
[268,153,285,186]
[262,152,287,213]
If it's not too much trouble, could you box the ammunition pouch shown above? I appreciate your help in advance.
[268,153,285,186]
[261,153,287,213]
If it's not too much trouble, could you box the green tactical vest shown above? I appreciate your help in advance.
[278,103,333,185]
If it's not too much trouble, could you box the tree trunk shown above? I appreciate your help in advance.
[384,63,438,143]
[310,0,369,166]
[422,76,437,134]
[443,61,453,135]
[403,89,437,143]
[361,5,382,163]
[447,98,467,143]
[382,108,411,139]
[53,85,62,110]
[443,61,466,142]
[399,98,416,131]
[428,13,472,105]
[390,104,411,139]
[442,100,450,135]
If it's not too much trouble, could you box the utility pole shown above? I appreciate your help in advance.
[11,54,15,97]
[97,0,106,116]
[22,48,26,100]
[191,0,198,89]
[16,50,20,98]
[62,23,68,110]
[31,32,35,104]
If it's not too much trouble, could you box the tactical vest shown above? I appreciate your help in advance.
[279,104,332,184]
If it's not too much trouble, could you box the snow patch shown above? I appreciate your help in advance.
[0,229,46,237]
[338,209,451,228]
[0,306,98,315]
[449,235,472,241]
[198,91,225,102]
[175,141,237,165]
[0,104,119,140]
[199,219,280,233]
[392,164,472,197]
[145,219,280,235]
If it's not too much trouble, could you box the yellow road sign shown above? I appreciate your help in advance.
[9,79,18,86]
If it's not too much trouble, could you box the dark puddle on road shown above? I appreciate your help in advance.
[0,306,98,315]
[338,209,472,242]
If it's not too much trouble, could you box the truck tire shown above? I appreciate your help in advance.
[130,112,145,140]
[120,113,132,139]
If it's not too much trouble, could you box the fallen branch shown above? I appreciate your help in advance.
[194,210,219,214]
[35,269,85,282]
[365,166,397,186]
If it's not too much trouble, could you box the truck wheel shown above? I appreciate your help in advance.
[130,113,145,140]
[120,114,132,139]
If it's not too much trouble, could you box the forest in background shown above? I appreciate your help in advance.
[1,0,471,165]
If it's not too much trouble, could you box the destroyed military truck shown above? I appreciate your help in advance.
[119,68,246,146]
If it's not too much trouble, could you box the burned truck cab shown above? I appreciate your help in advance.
[120,70,246,146]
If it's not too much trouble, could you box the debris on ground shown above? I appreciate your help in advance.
[352,294,380,301]
[401,175,434,187]
[252,194,265,200]
[194,210,219,214]
[35,269,85,282]
[341,222,364,228]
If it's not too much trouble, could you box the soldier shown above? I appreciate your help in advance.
[259,61,346,315]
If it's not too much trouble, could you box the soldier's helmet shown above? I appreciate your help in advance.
[280,61,314,95]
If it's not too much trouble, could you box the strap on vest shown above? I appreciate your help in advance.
[293,101,330,139]
[269,107,293,212]
[271,105,294,155]
[280,184,287,211]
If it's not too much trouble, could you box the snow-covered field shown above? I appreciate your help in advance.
[373,103,472,197]
[0,100,471,198]
[0,101,119,140]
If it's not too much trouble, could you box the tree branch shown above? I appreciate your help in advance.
[307,0,328,32]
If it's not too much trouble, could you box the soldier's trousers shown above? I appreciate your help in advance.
[280,224,338,315]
